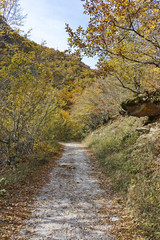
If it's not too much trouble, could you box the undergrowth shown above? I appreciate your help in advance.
[0,141,62,239]
[0,141,61,193]
[85,116,160,239]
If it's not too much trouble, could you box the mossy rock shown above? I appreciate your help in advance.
[121,90,160,117]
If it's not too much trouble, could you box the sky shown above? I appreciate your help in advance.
[20,0,98,69]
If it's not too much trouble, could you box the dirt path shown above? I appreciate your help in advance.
[21,143,120,239]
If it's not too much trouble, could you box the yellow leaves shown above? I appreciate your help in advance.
[86,35,92,40]
[69,210,74,213]
[61,109,70,119]
[152,8,160,15]
[67,0,160,71]
[149,21,157,30]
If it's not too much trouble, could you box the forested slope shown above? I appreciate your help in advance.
[0,16,95,167]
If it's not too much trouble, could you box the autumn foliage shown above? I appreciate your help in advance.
[66,0,160,93]
[0,17,95,166]
[0,1,160,239]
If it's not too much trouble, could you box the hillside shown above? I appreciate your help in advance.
[0,16,95,89]
[0,16,96,165]
[85,115,160,239]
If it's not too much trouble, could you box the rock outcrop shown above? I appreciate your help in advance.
[121,90,160,118]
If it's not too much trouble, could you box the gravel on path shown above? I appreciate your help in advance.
[22,142,118,240]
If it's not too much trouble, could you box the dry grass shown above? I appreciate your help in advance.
[85,116,160,239]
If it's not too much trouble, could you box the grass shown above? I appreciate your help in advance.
[85,116,160,239]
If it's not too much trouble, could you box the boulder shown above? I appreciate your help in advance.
[136,127,150,134]
[121,90,160,117]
